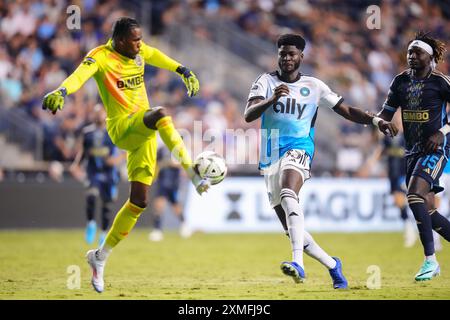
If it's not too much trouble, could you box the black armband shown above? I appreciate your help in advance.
[59,87,68,97]
[176,66,191,78]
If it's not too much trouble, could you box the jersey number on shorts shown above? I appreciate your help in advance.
[421,155,440,169]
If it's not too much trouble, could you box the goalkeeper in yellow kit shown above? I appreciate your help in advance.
[42,17,209,293]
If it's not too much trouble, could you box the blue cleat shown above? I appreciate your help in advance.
[415,260,440,281]
[328,257,348,289]
[280,261,306,283]
[85,220,97,245]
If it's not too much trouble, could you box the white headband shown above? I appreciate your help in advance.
[408,40,437,69]
[408,40,433,56]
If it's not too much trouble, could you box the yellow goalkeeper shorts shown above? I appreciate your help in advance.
[106,109,157,186]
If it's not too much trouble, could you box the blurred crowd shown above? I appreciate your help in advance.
[0,0,132,165]
[159,0,450,176]
[234,0,450,176]
[1,0,449,178]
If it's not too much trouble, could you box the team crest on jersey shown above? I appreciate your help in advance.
[300,87,310,96]
[406,81,424,108]
[134,54,143,67]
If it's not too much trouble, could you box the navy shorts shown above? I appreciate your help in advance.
[389,174,406,193]
[405,150,447,194]
[89,178,118,202]
[156,185,179,204]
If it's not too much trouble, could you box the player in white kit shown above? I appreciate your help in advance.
[244,34,397,288]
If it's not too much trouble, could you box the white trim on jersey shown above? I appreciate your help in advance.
[382,104,397,112]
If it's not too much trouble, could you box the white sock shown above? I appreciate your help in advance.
[425,254,437,263]
[280,188,304,268]
[97,243,112,261]
[303,231,337,269]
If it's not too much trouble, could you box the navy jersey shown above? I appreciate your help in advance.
[382,70,450,156]
[82,124,119,182]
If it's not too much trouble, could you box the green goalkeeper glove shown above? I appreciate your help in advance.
[42,87,67,114]
[176,66,199,97]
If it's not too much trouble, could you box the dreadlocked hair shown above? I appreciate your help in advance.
[409,31,447,63]
[112,17,140,40]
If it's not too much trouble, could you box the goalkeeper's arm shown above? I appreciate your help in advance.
[143,45,199,97]
[61,57,99,95]
[42,57,98,114]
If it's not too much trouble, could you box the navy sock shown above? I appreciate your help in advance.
[101,202,111,231]
[429,209,450,242]
[407,194,435,256]
[86,195,96,221]
[153,216,162,230]
[400,206,408,221]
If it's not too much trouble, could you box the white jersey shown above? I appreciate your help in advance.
[247,71,343,169]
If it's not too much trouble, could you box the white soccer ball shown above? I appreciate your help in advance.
[194,151,227,185]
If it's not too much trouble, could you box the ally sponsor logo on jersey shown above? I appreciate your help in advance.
[272,98,312,119]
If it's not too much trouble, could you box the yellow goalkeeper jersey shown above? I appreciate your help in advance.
[60,39,181,119]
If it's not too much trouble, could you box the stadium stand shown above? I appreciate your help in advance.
[0,0,449,178]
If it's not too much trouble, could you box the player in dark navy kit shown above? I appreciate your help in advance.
[375,32,450,281]
[384,135,407,214]
[366,114,443,249]
[148,145,191,241]
[71,105,126,245]
[382,124,419,247]
[359,115,432,248]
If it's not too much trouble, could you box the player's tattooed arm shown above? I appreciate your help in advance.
[244,84,289,122]
[333,103,398,137]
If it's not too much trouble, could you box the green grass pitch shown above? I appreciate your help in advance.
[1,230,449,299]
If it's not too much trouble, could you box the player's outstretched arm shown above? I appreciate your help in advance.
[42,57,98,114]
[143,45,199,97]
[333,102,398,137]
[244,84,289,122]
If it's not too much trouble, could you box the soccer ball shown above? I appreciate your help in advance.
[194,151,227,185]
